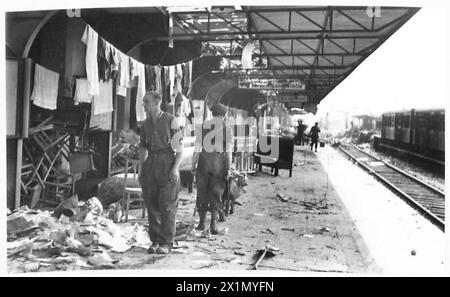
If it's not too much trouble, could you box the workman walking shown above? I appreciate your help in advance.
[309,122,321,152]
[191,103,233,234]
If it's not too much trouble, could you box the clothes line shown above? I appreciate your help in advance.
[29,23,194,123]
[81,24,193,122]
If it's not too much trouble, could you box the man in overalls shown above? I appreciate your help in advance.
[139,91,183,254]
[191,103,233,234]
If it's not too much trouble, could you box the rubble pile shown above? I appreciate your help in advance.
[7,198,151,273]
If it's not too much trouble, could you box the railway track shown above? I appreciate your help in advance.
[338,143,445,231]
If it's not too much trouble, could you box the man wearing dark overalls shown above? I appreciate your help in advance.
[191,103,233,234]
[139,91,183,255]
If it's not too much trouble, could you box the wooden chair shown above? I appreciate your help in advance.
[122,158,146,222]
[254,135,294,177]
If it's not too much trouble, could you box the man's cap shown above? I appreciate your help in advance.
[210,103,227,115]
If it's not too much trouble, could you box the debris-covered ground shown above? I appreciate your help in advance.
[7,146,379,274]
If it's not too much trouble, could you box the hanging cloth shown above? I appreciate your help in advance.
[145,65,154,91]
[241,41,254,69]
[73,78,92,105]
[175,64,183,95]
[130,58,140,80]
[169,65,175,98]
[81,25,99,96]
[97,38,111,82]
[182,94,192,116]
[30,64,59,110]
[135,62,146,122]
[92,80,113,115]
[154,65,162,93]
[162,66,171,103]
[118,52,131,88]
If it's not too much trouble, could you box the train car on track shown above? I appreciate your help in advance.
[374,109,445,164]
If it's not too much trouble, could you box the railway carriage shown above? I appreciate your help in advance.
[375,109,444,163]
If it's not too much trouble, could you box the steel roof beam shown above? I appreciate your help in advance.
[230,6,414,14]
[310,7,331,82]
[252,11,287,32]
[268,65,348,70]
[152,33,388,42]
[210,11,246,33]
[172,13,204,33]
[336,9,371,31]
[294,10,325,30]
[325,36,353,54]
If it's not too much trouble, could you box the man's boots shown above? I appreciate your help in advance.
[196,210,206,230]
[218,209,226,222]
[210,209,220,234]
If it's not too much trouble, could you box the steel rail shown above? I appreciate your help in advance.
[338,144,445,231]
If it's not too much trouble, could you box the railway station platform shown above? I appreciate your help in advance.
[316,145,445,275]
[102,144,445,275]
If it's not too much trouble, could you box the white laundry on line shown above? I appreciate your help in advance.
[81,25,99,96]
[30,64,59,110]
[73,78,92,105]
[92,80,113,115]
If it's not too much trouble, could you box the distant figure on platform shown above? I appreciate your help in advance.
[309,122,321,152]
[296,120,306,146]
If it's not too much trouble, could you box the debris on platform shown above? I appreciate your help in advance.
[411,249,416,256]
[300,233,314,238]
[88,251,114,268]
[6,202,153,273]
[261,228,275,235]
[201,229,211,239]
[251,245,279,270]
[299,200,328,211]
[275,193,289,202]
[320,227,331,233]
[53,195,79,219]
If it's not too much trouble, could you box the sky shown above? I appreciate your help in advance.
[316,4,449,118]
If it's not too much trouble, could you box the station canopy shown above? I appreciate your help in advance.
[6,6,420,113]
[168,6,419,113]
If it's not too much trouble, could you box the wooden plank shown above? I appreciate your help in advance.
[108,132,112,177]
[29,124,54,135]
[15,139,23,209]
[22,59,32,138]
